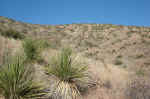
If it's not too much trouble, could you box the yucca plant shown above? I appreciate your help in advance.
[45,48,88,99]
[0,56,46,99]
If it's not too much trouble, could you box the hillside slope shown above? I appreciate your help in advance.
[0,16,150,99]
[1,16,150,74]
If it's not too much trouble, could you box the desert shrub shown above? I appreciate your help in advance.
[0,29,25,39]
[38,39,50,49]
[45,48,89,99]
[23,38,41,62]
[127,32,133,37]
[114,59,123,65]
[0,56,46,99]
[125,77,150,99]
[136,70,145,76]
[135,54,144,59]
[23,38,50,63]
[117,55,122,58]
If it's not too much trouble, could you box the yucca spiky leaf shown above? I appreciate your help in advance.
[46,48,88,82]
[0,56,46,99]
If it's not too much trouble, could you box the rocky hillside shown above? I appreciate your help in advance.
[0,16,150,99]
[1,16,150,74]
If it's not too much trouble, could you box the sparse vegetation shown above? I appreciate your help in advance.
[112,49,116,53]
[0,46,11,66]
[92,24,102,32]
[83,25,88,32]
[112,33,117,37]
[136,69,145,76]
[0,56,46,99]
[84,40,97,47]
[0,29,25,39]
[127,32,133,37]
[125,77,150,99]
[1,16,150,99]
[45,48,89,99]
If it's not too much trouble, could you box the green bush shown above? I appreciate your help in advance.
[38,39,50,49]
[0,29,25,39]
[0,56,46,99]
[22,38,50,63]
[45,48,88,99]
[23,38,41,62]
